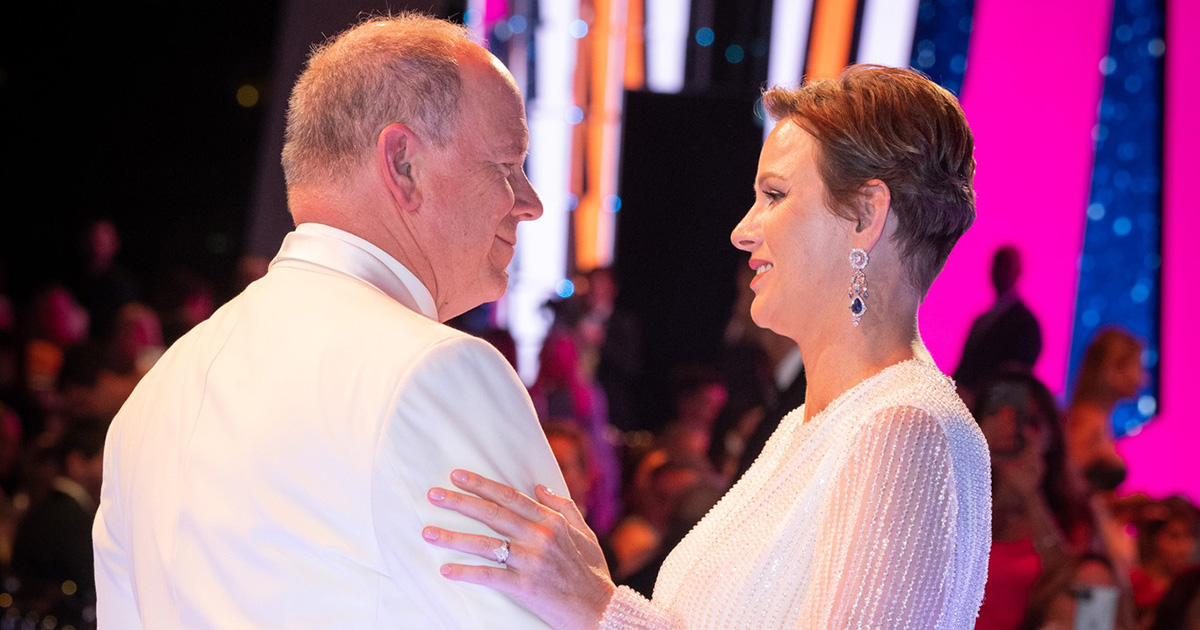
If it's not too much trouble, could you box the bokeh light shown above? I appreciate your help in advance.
[725,44,745,64]
[236,85,259,108]
[555,279,575,299]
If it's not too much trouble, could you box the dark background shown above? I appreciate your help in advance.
[616,90,763,426]
[1,1,283,301]
[1,0,774,430]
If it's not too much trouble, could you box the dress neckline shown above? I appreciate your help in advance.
[797,357,934,425]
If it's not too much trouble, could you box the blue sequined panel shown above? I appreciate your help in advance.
[1067,0,1164,437]
[909,0,976,96]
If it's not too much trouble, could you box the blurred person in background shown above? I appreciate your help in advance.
[528,327,620,536]
[973,370,1088,630]
[1132,497,1200,621]
[578,266,642,432]
[70,219,139,342]
[23,285,89,397]
[11,420,107,607]
[1147,565,1200,630]
[543,421,594,527]
[50,304,164,426]
[654,365,727,473]
[712,259,778,473]
[530,327,602,428]
[954,245,1042,400]
[107,302,164,379]
[57,343,115,423]
[1068,327,1145,495]
[607,459,711,584]
[20,285,89,441]
[730,327,805,481]
[1020,552,1135,630]
[620,479,725,599]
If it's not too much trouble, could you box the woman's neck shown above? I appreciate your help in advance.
[797,316,925,422]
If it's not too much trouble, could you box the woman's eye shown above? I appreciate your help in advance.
[763,190,785,203]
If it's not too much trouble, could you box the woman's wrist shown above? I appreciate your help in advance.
[586,580,618,630]
[595,585,674,630]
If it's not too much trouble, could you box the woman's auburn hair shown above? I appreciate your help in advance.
[763,65,977,294]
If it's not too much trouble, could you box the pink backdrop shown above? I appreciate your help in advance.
[1114,0,1200,501]
[919,0,1198,502]
[921,0,1110,396]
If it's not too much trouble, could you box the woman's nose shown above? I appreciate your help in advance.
[731,210,761,251]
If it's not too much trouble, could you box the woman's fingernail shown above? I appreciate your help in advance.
[440,565,453,576]
[451,470,468,484]
[423,527,439,541]
[429,488,446,501]
[540,485,555,496]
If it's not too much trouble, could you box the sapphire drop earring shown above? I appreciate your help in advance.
[848,248,869,326]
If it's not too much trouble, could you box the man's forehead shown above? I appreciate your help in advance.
[454,116,527,159]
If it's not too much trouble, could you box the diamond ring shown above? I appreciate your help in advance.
[492,539,510,564]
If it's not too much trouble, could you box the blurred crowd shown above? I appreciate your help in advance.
[0,222,1194,630]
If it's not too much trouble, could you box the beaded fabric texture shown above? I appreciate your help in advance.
[599,359,992,629]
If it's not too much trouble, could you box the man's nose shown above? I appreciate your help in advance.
[513,167,543,221]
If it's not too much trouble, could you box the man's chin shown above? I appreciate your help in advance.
[483,272,510,303]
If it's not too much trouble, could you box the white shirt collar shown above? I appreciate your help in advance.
[270,223,438,320]
[53,476,96,513]
[774,346,804,390]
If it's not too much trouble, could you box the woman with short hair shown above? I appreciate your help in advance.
[423,65,992,629]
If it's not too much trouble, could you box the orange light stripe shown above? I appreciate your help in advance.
[624,0,645,90]
[806,0,857,81]
[577,0,610,271]
[569,1,594,271]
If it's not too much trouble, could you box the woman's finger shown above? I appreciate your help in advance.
[535,484,589,536]
[439,562,520,595]
[448,470,549,522]
[428,487,531,537]
[422,526,520,567]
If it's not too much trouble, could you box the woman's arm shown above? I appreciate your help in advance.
[423,471,679,630]
[798,406,986,629]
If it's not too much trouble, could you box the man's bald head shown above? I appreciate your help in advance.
[281,14,472,189]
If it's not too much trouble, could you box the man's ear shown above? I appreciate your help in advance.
[377,123,421,212]
[852,178,892,252]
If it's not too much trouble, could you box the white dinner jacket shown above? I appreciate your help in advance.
[94,223,567,629]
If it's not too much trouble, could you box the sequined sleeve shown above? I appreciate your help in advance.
[799,406,960,629]
[597,586,678,630]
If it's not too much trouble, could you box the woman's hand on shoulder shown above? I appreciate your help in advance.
[424,470,616,630]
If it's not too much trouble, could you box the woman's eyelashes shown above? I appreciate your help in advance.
[762,189,786,204]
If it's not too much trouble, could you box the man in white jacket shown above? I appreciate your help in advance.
[93,14,566,629]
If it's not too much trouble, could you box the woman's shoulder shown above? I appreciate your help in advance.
[847,360,988,456]
[855,360,971,421]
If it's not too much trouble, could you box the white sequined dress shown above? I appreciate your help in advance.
[600,359,991,629]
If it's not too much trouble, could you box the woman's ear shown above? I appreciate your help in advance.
[377,123,421,212]
[854,178,892,252]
